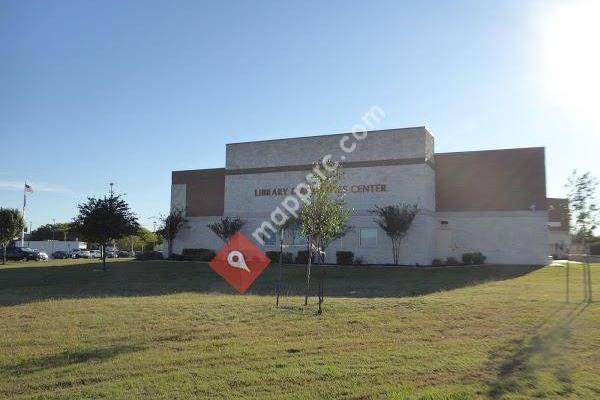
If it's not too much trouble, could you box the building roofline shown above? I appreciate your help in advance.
[225,126,430,146]
[172,167,225,174]
[435,146,545,156]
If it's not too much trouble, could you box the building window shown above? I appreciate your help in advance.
[359,228,377,247]
[292,228,306,246]
[441,220,449,225]
[260,232,277,246]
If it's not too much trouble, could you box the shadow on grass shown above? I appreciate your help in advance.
[0,260,542,306]
[3,344,145,376]
[486,302,589,399]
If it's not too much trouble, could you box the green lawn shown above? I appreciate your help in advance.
[0,259,598,399]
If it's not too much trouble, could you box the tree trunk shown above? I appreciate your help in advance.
[102,244,107,271]
[318,261,325,314]
[277,232,283,307]
[167,237,173,258]
[2,244,6,265]
[304,236,313,306]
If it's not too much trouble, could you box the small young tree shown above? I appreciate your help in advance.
[370,203,418,265]
[156,208,186,258]
[566,170,599,247]
[73,193,139,271]
[316,224,353,264]
[208,216,246,242]
[0,208,25,265]
[299,161,350,306]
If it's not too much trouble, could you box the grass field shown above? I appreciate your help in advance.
[0,259,598,399]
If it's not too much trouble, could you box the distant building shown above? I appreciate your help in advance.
[169,127,555,265]
[17,240,87,254]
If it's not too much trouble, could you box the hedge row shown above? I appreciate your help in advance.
[181,248,216,261]
[432,252,486,266]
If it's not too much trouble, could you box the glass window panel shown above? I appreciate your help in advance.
[359,228,377,247]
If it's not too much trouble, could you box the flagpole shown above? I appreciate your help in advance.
[21,181,26,247]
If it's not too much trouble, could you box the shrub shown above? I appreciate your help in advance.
[590,242,600,255]
[265,251,279,263]
[471,252,486,264]
[446,257,460,266]
[336,251,354,265]
[167,253,184,261]
[354,256,364,265]
[135,251,164,261]
[432,258,443,267]
[282,252,294,264]
[182,248,216,261]
[294,250,313,264]
[265,251,294,264]
[462,253,473,265]
[462,252,486,265]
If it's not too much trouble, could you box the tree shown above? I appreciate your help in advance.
[566,170,599,246]
[116,227,161,253]
[30,222,75,241]
[316,224,353,264]
[298,161,350,306]
[157,208,186,257]
[73,193,139,271]
[370,203,418,265]
[208,216,246,242]
[0,208,25,265]
[115,233,144,253]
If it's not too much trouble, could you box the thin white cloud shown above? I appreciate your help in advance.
[0,180,75,194]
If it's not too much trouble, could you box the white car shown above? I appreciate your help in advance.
[34,250,49,261]
[70,249,91,259]
[90,250,101,258]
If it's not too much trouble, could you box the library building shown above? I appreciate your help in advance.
[169,127,564,265]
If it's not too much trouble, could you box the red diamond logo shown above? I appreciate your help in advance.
[209,232,271,293]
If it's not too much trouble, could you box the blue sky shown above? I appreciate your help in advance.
[1,0,598,230]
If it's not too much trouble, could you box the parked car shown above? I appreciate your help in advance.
[52,251,69,259]
[89,250,101,258]
[34,250,49,261]
[4,247,43,261]
[70,249,91,259]
[117,250,130,258]
[105,250,119,258]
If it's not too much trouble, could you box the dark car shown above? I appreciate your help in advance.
[52,251,69,259]
[5,247,43,261]
[117,250,130,258]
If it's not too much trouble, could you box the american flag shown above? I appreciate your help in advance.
[25,184,33,193]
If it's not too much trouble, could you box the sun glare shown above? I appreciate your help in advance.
[539,0,600,130]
